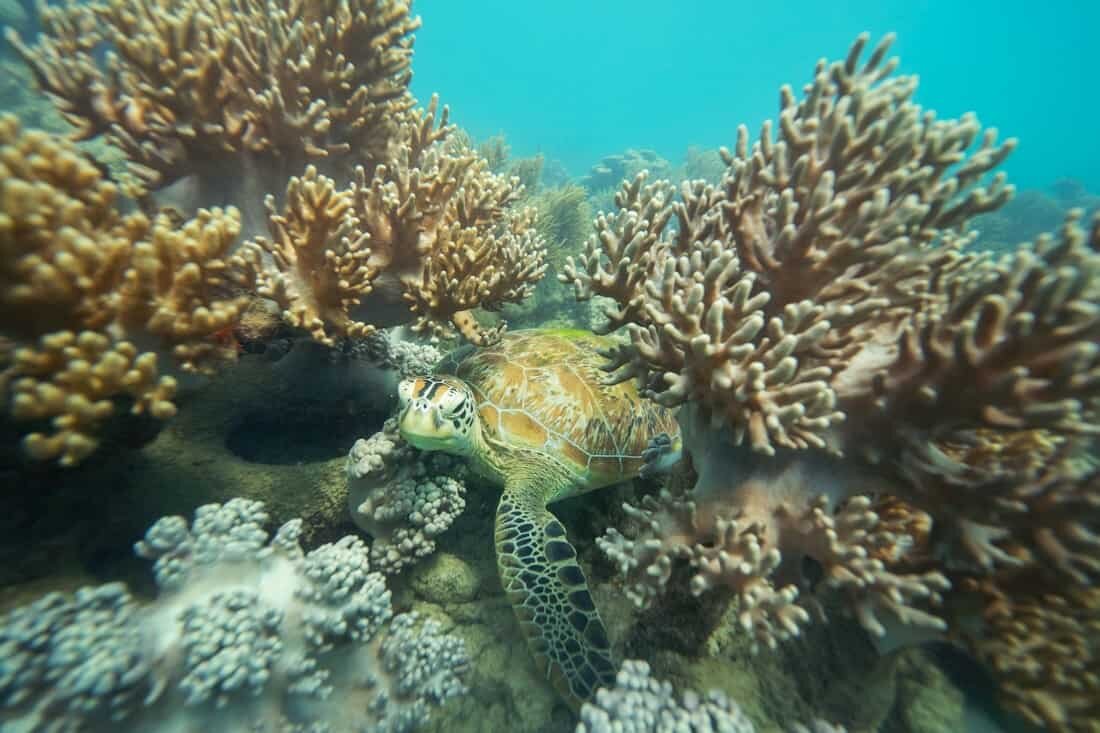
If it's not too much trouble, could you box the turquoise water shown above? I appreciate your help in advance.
[1,1,1098,731]
[413,0,1100,191]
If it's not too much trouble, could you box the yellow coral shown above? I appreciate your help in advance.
[1,117,257,464]
[10,331,177,466]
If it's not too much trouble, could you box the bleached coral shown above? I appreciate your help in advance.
[347,419,468,574]
[0,498,468,732]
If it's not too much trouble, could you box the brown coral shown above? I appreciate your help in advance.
[576,35,1100,726]
[601,435,947,651]
[253,99,546,346]
[953,572,1100,732]
[563,33,1016,457]
[8,331,177,466]
[7,0,418,195]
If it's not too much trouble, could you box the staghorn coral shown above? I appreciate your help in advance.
[252,99,547,346]
[347,418,468,574]
[6,0,418,202]
[0,498,468,732]
[0,116,259,465]
[566,33,1099,726]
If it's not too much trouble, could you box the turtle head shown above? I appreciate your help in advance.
[396,376,478,456]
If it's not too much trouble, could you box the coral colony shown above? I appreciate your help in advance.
[0,499,469,731]
[0,0,1096,730]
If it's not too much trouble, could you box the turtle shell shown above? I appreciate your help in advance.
[438,329,679,488]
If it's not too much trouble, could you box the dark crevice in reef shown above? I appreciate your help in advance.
[225,406,387,465]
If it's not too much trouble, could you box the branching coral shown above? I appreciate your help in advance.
[7,331,178,464]
[6,0,419,197]
[253,99,547,346]
[12,1,547,348]
[0,498,468,732]
[567,33,1099,726]
[601,425,947,651]
[950,569,1100,732]
[347,418,468,574]
[563,32,1015,456]
[1,116,259,465]
[3,0,549,460]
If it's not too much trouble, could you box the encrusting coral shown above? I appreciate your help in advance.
[0,498,469,732]
[0,115,259,465]
[562,33,1100,730]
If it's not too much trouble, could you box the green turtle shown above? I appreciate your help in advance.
[395,328,681,705]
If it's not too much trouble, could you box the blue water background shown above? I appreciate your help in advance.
[412,0,1099,193]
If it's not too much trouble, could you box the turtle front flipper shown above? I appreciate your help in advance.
[495,487,616,707]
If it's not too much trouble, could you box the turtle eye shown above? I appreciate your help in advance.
[442,392,467,416]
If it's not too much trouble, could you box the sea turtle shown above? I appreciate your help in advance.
[396,328,681,706]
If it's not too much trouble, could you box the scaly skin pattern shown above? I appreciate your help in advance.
[398,329,679,707]
[444,329,678,497]
[496,480,617,705]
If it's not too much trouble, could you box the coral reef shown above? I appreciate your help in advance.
[581,148,672,196]
[0,115,259,465]
[574,659,755,733]
[676,146,727,185]
[504,184,595,328]
[250,101,548,347]
[347,418,468,574]
[3,0,549,465]
[6,0,419,208]
[970,178,1100,254]
[947,495,1100,730]
[537,185,595,260]
[353,328,445,379]
[0,498,468,732]
[561,32,1099,730]
[474,132,544,193]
